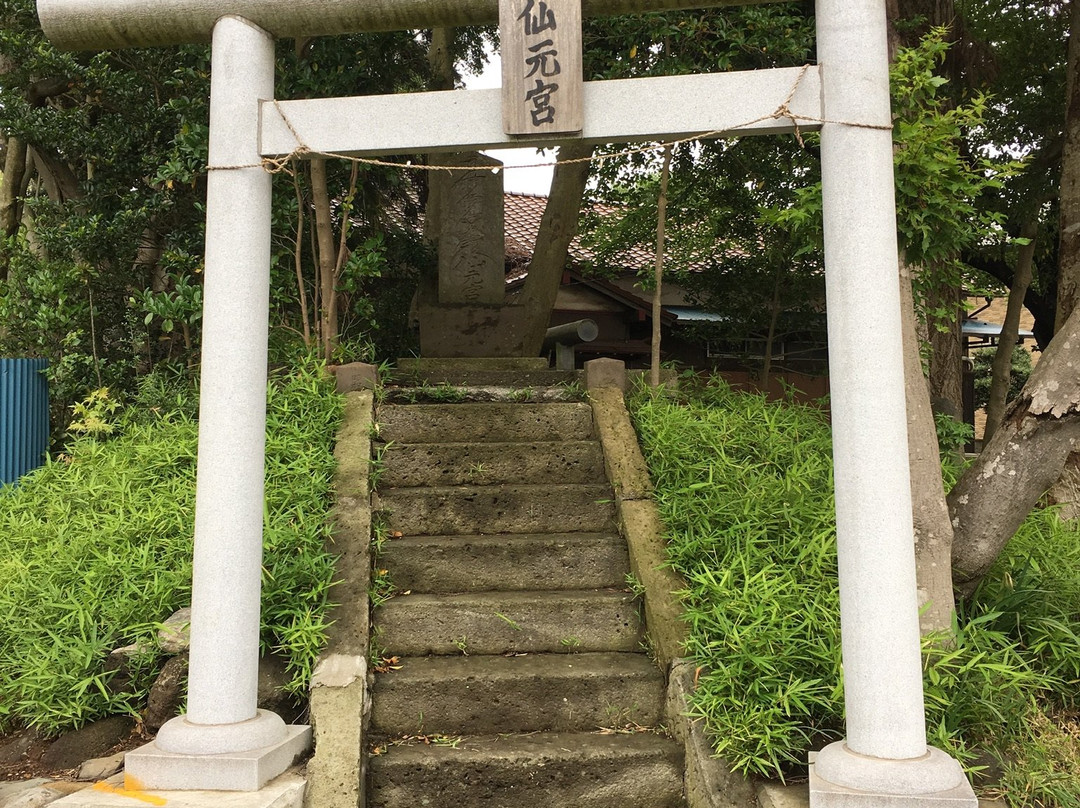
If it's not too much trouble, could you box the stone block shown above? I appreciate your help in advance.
[417,303,530,358]
[332,363,378,394]
[50,771,306,808]
[585,358,627,393]
[617,499,688,668]
[123,726,311,792]
[590,386,653,501]
[77,753,125,782]
[303,656,368,808]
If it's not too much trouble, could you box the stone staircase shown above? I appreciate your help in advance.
[366,398,686,807]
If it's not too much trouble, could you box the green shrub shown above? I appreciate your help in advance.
[972,346,1033,412]
[0,359,341,734]
[630,378,843,777]
[629,375,1080,800]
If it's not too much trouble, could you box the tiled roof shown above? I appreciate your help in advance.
[503,192,659,276]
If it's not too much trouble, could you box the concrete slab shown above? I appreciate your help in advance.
[50,771,305,808]
[123,726,311,792]
[759,781,810,808]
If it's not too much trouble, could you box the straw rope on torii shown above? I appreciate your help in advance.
[208,63,894,175]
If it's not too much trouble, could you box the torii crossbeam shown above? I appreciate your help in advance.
[35,1,977,806]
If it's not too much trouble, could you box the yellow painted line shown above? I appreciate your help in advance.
[92,777,168,806]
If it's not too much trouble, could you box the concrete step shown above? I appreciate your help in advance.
[370,652,665,736]
[376,402,594,444]
[375,590,643,656]
[378,440,606,488]
[389,368,582,388]
[367,731,684,808]
[374,484,616,536]
[380,532,629,593]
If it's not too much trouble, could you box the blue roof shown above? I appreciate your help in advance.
[963,318,1034,339]
[668,306,726,323]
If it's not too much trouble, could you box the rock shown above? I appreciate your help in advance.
[0,782,89,808]
[102,645,140,697]
[0,728,42,764]
[144,654,188,732]
[157,608,191,653]
[39,717,133,771]
[0,779,52,806]
[258,654,299,724]
[77,751,125,781]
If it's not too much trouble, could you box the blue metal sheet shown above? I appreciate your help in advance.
[1,358,49,486]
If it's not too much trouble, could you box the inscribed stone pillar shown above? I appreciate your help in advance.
[432,152,505,306]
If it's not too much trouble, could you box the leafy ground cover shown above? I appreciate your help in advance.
[0,360,341,736]
[628,375,1080,806]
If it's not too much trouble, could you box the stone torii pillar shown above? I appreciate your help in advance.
[36,0,976,804]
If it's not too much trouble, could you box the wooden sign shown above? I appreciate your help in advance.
[499,0,584,137]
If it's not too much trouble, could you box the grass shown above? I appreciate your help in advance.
[0,359,342,735]
[628,375,1080,804]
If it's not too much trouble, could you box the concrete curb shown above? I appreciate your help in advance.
[586,360,756,808]
[586,383,685,668]
[303,388,375,808]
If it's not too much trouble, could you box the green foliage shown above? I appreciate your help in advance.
[0,358,341,733]
[629,376,1080,799]
[629,377,843,776]
[971,346,1034,412]
[67,388,122,438]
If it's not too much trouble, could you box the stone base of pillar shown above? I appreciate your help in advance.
[51,771,307,808]
[124,724,311,792]
[809,742,977,807]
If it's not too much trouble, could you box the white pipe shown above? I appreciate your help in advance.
[38,0,784,51]
[155,14,282,754]
[815,0,928,761]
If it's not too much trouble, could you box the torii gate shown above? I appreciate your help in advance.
[36,1,976,805]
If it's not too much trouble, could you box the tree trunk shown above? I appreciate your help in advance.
[518,142,594,354]
[29,145,81,203]
[0,134,27,281]
[310,157,339,362]
[900,261,957,636]
[985,220,1037,442]
[651,145,672,390]
[1056,0,1080,333]
[949,304,1080,594]
[760,269,781,390]
[927,278,965,422]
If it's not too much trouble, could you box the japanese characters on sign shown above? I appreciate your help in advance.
[500,0,583,137]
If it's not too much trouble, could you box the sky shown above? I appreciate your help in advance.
[462,50,556,197]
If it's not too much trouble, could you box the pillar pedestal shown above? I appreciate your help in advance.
[125,719,311,792]
[810,743,975,807]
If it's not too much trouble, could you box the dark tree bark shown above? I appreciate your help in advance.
[0,134,27,281]
[927,279,965,420]
[518,141,594,354]
[310,157,339,361]
[1057,0,1080,332]
[949,304,1080,593]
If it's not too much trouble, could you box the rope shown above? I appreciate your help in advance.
[206,65,893,175]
